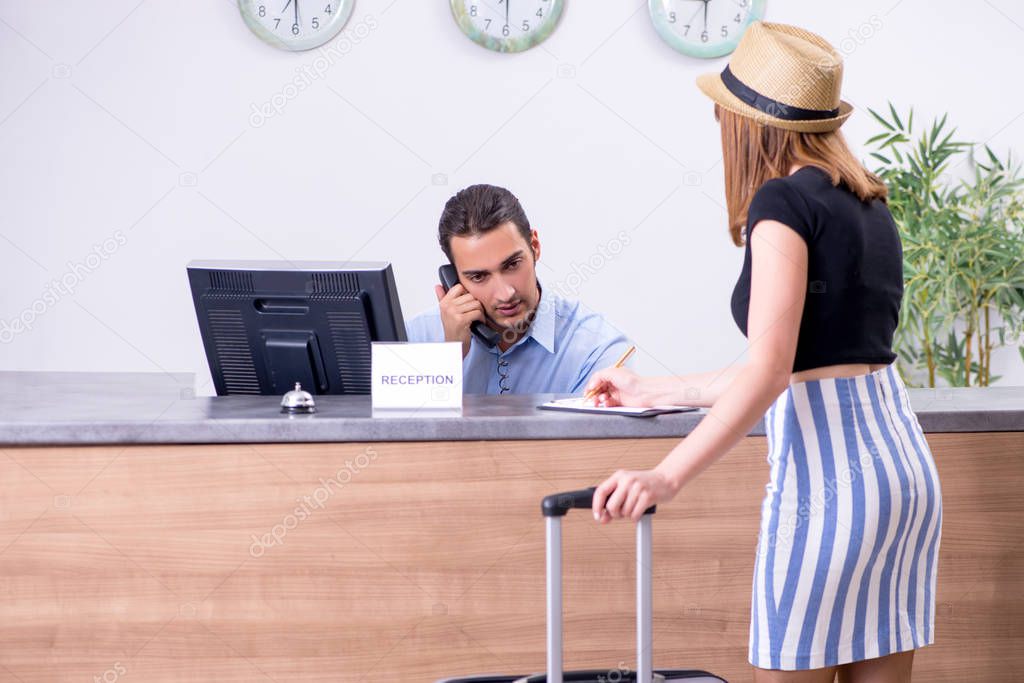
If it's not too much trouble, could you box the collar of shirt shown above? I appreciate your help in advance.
[483,281,556,356]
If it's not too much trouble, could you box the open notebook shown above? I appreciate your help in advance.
[537,397,698,418]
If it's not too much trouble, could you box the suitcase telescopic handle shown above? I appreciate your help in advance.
[541,487,657,683]
[541,487,657,517]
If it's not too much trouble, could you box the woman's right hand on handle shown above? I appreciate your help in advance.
[584,367,654,407]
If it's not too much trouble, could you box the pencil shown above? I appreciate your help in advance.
[583,344,636,401]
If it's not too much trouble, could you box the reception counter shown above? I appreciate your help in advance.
[0,371,1022,681]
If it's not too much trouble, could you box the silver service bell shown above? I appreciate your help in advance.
[280,382,316,414]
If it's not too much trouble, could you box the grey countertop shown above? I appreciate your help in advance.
[2,371,1023,446]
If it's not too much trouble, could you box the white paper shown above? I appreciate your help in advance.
[539,397,695,415]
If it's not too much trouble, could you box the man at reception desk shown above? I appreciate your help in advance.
[405,184,632,395]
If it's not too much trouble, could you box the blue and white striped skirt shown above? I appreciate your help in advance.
[749,364,942,671]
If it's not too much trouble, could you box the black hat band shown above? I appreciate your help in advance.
[720,65,840,121]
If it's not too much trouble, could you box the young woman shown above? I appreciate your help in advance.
[585,22,942,683]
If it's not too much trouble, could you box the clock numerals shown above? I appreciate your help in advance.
[648,0,764,58]
[453,0,564,52]
[240,0,354,51]
[262,1,325,34]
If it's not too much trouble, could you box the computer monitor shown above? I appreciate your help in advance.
[187,260,407,396]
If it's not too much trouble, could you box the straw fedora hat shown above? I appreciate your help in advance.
[697,21,853,133]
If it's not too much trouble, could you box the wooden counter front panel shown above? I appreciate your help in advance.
[0,432,1020,682]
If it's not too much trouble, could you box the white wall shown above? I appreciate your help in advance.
[1,0,1022,393]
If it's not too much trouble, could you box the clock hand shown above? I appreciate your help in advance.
[703,0,709,33]
[506,0,509,28]
[281,0,292,13]
[294,0,299,28]
[686,3,703,26]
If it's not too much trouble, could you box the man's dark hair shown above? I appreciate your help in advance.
[438,184,532,262]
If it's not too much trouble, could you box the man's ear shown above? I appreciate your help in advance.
[530,229,541,262]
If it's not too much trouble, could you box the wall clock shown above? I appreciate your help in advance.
[648,0,765,58]
[239,0,356,51]
[450,0,565,53]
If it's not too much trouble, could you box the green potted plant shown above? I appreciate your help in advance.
[866,104,1024,387]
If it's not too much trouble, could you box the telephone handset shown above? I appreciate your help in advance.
[438,264,500,349]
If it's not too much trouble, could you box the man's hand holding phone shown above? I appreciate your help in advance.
[435,283,485,359]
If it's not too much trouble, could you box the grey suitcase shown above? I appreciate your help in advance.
[436,488,728,683]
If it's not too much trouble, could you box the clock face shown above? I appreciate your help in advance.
[648,0,765,58]
[450,0,565,53]
[238,0,356,51]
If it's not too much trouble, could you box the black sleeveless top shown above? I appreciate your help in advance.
[730,166,903,373]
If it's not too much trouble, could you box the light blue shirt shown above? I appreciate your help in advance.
[405,283,632,395]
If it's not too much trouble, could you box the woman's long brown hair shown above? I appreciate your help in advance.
[715,103,888,246]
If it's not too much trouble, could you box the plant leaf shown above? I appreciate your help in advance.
[869,107,895,131]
